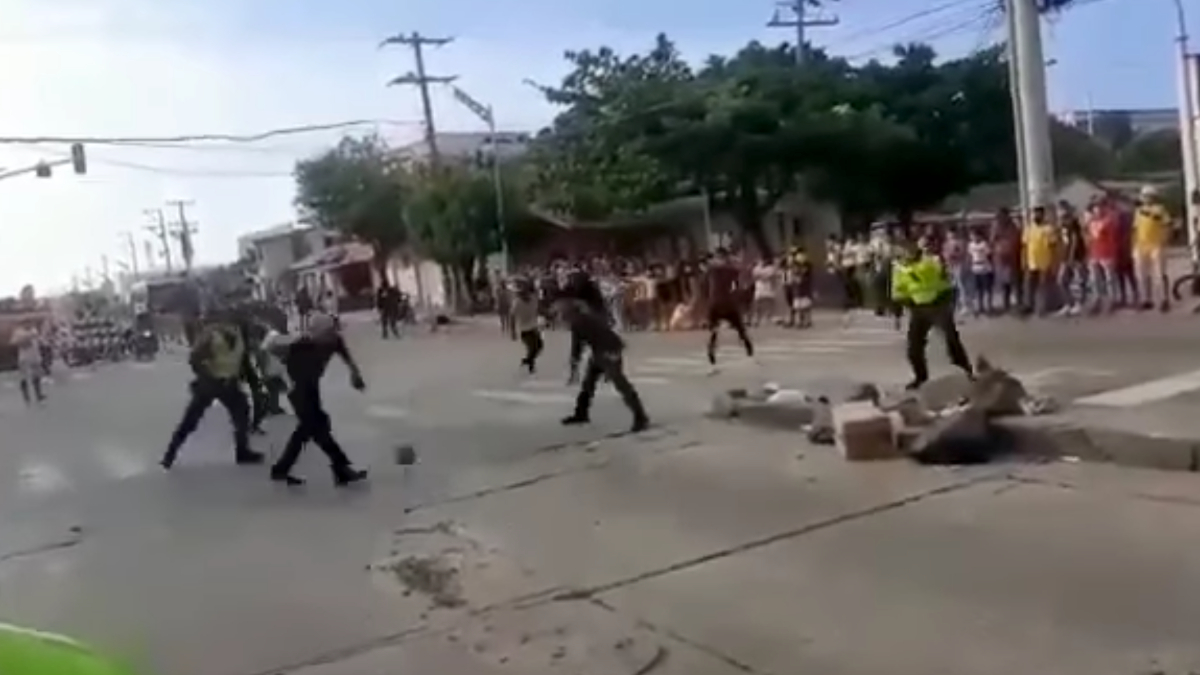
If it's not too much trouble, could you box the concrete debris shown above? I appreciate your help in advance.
[909,406,996,465]
[381,554,466,608]
[832,401,902,461]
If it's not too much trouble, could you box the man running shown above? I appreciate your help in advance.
[267,312,369,487]
[704,248,754,373]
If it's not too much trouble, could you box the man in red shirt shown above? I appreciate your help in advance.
[1086,196,1121,313]
[705,248,755,372]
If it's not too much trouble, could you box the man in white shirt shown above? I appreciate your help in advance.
[10,321,45,404]
[751,259,779,327]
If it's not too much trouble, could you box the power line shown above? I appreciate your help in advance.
[766,0,839,65]
[836,0,979,46]
[0,118,421,146]
[844,3,997,61]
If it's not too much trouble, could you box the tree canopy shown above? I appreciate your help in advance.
[293,135,408,271]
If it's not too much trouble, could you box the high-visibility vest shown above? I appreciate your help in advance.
[0,623,137,674]
[891,255,952,306]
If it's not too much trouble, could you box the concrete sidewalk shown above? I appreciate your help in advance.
[290,421,1200,675]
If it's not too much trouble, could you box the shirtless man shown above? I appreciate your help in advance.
[705,248,755,373]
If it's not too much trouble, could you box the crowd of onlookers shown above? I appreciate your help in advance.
[494,184,1187,330]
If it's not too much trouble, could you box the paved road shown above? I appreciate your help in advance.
[3,316,1200,674]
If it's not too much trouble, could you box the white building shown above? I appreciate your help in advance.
[394,131,532,165]
[237,222,336,300]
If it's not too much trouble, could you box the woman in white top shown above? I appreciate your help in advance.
[751,258,780,327]
[966,228,995,316]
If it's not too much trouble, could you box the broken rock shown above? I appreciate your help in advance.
[909,406,995,465]
[918,372,973,411]
[968,357,1027,417]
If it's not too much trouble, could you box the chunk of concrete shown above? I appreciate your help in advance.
[832,401,901,461]
[909,406,996,465]
[918,373,972,411]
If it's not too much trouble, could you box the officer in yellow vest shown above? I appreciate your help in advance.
[161,308,265,469]
[891,235,973,390]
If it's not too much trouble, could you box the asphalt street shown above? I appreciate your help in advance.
[3,314,1200,674]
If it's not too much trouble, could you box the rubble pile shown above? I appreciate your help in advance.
[710,356,1059,465]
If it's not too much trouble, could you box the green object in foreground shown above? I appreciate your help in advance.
[0,623,135,675]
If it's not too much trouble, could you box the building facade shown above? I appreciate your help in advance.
[237,223,336,300]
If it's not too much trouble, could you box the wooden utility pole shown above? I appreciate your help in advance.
[166,199,198,272]
[381,32,458,165]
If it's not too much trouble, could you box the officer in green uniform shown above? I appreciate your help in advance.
[0,622,138,675]
[891,235,973,390]
[161,308,265,469]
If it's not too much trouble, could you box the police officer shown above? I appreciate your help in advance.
[891,236,973,390]
[558,294,650,433]
[161,309,264,469]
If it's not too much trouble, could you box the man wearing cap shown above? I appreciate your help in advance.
[1132,184,1172,311]
[891,235,974,390]
[266,312,369,487]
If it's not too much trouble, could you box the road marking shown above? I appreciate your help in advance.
[18,461,71,496]
[94,443,149,480]
[129,362,156,370]
[1075,369,1200,407]
[642,357,710,366]
[473,390,575,405]
[632,364,708,375]
[365,404,409,419]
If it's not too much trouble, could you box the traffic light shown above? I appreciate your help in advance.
[70,143,87,175]
[34,162,51,178]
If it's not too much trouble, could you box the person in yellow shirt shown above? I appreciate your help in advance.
[1021,205,1057,316]
[1132,185,1172,311]
[891,236,973,390]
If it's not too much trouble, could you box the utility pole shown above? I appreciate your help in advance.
[166,199,198,273]
[120,231,140,277]
[144,208,174,273]
[1006,0,1056,212]
[767,0,838,65]
[450,85,510,274]
[1170,0,1199,264]
[1004,5,1030,221]
[381,32,458,165]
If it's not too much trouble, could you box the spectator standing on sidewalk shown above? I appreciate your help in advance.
[991,208,1023,313]
[1132,185,1172,312]
[966,228,994,316]
[1022,206,1058,316]
[1056,201,1089,316]
[1086,196,1121,313]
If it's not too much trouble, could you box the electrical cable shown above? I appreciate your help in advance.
[0,118,421,146]
[844,2,998,61]
[836,0,980,45]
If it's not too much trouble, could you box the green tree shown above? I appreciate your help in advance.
[1116,128,1183,175]
[293,135,408,275]
[404,163,515,305]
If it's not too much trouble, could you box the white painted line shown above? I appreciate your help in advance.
[365,404,409,420]
[1015,367,1116,385]
[473,390,575,405]
[642,357,710,366]
[18,461,71,496]
[1075,369,1200,407]
[628,376,671,385]
[94,443,148,480]
[129,362,156,370]
[520,380,569,390]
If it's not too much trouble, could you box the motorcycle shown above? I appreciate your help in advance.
[132,330,159,361]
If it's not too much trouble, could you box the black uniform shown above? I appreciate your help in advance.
[269,334,368,487]
[562,302,649,432]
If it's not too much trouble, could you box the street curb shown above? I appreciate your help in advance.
[1000,416,1200,472]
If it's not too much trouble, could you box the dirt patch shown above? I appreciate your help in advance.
[382,554,466,609]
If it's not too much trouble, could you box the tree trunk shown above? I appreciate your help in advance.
[457,258,477,312]
[732,183,772,258]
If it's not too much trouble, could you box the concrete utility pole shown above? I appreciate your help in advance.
[1006,0,1056,211]
[381,32,458,165]
[144,208,174,273]
[1169,0,1199,262]
[1004,4,1031,222]
[166,199,198,273]
[120,231,139,277]
[767,0,839,65]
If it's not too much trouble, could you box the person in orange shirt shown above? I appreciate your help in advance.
[1132,185,1173,311]
[1085,196,1121,313]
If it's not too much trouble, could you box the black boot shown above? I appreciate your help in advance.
[236,449,266,465]
[630,415,650,433]
[270,471,305,487]
[334,467,368,487]
[561,414,589,426]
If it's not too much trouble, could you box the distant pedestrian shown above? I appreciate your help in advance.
[10,320,45,405]
[704,248,755,373]
[376,282,402,339]
[510,279,543,374]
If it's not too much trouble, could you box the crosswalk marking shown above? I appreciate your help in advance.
[18,461,72,496]
[365,404,410,420]
[94,443,150,480]
[1075,369,1200,407]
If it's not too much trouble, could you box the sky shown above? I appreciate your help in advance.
[0,0,1189,295]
